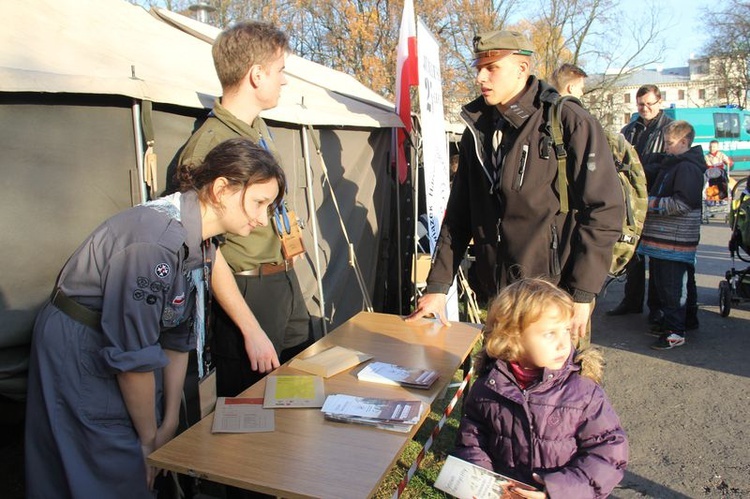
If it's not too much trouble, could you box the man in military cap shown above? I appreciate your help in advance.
[407,30,623,346]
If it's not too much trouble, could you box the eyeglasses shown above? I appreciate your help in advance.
[636,100,660,108]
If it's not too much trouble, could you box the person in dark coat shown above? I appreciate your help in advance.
[25,138,285,498]
[407,30,623,349]
[608,84,677,322]
[454,278,628,498]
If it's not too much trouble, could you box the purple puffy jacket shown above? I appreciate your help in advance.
[453,351,628,498]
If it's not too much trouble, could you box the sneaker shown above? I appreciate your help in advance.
[650,332,686,350]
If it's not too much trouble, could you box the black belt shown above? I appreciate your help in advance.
[50,288,103,332]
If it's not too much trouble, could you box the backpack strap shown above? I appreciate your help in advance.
[549,97,569,214]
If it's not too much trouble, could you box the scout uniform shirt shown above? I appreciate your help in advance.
[178,100,283,272]
[25,190,216,499]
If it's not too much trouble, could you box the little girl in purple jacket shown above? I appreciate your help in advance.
[453,278,628,498]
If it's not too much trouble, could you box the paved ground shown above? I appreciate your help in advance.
[594,221,750,498]
[1,221,748,498]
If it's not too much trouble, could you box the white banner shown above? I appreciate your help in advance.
[416,19,450,254]
[416,18,458,321]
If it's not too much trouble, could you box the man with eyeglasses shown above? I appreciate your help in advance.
[608,84,698,332]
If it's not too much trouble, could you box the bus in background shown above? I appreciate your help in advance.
[663,106,750,173]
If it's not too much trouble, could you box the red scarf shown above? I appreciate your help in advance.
[509,361,542,389]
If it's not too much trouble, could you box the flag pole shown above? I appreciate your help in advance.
[395,0,418,314]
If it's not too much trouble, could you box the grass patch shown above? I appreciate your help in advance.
[373,334,484,498]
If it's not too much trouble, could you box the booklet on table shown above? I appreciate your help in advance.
[356,361,439,389]
[288,345,373,378]
[263,375,325,408]
[211,397,275,433]
[320,393,424,432]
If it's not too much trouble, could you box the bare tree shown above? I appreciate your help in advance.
[132,0,677,127]
[702,0,750,108]
[436,0,523,119]
[521,0,669,127]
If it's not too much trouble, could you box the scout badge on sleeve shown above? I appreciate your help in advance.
[274,203,305,259]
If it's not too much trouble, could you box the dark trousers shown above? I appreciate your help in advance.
[623,255,697,320]
[621,255,658,311]
[212,268,312,398]
[686,264,698,323]
[649,258,689,333]
[212,270,312,499]
[648,262,698,324]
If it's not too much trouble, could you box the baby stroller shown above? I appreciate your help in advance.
[719,176,750,316]
[702,167,731,224]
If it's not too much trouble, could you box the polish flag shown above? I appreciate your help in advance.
[395,0,418,184]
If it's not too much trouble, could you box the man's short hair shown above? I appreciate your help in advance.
[664,120,695,146]
[636,84,661,100]
[550,63,587,92]
[212,21,289,89]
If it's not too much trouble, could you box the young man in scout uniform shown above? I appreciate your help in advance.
[407,31,623,348]
[172,22,311,400]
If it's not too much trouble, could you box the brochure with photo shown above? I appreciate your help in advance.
[434,455,539,499]
[357,361,439,389]
[320,393,425,432]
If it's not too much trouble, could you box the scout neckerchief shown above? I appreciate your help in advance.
[146,193,212,378]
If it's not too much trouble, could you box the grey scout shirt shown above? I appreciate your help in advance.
[56,191,214,373]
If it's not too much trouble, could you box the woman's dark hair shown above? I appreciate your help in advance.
[176,137,286,211]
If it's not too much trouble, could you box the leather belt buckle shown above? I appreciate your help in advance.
[235,259,293,277]
[234,269,260,276]
[260,259,293,275]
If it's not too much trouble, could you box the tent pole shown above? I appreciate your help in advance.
[131,99,147,204]
[301,127,328,335]
[392,129,403,314]
[412,119,421,310]
[306,125,373,312]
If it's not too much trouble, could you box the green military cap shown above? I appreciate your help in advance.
[472,30,534,67]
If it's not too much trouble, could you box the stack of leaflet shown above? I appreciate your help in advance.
[321,394,425,432]
[356,361,439,389]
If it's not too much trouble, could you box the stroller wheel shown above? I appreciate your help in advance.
[719,281,732,317]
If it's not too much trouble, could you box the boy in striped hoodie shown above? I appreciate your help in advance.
[637,120,705,350]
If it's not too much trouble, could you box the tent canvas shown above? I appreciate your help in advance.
[0,0,401,400]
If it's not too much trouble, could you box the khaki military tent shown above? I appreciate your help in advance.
[0,0,403,400]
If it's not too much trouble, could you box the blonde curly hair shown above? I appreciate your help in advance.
[476,278,603,383]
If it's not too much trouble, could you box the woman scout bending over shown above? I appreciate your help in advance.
[25,138,284,498]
